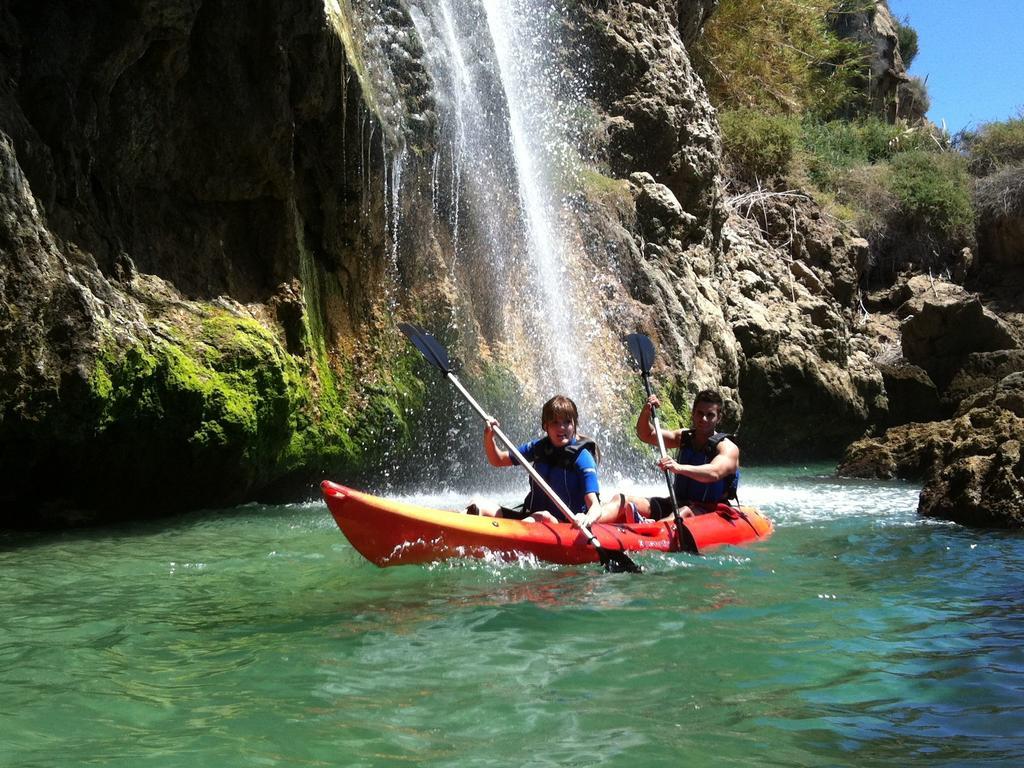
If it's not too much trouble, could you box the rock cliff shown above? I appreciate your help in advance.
[2,0,1020,527]
[1,0,411,524]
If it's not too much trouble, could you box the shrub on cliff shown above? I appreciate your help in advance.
[719,109,799,183]
[887,150,975,267]
[959,117,1024,176]
[798,117,936,189]
[831,163,898,245]
[693,0,868,118]
[894,15,919,68]
[897,76,931,123]
[974,163,1024,224]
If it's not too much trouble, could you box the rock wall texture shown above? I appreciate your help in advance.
[839,270,1024,528]
[839,374,1024,528]
[1,0,413,525]
[833,0,919,121]
[563,0,887,458]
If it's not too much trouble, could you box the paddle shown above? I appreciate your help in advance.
[624,333,700,555]
[399,322,642,573]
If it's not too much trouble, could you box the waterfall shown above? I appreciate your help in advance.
[325,0,623,443]
[479,0,579,391]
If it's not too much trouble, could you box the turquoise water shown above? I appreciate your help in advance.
[3,465,1023,767]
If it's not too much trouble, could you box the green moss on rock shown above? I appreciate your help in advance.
[78,304,355,511]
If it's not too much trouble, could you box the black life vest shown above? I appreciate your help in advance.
[675,430,739,502]
[530,436,599,469]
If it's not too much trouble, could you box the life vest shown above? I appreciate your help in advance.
[521,436,600,520]
[529,436,599,468]
[673,430,739,503]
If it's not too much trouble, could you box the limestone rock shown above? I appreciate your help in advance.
[833,1,913,121]
[877,362,949,426]
[676,0,719,47]
[0,0,401,525]
[959,372,1024,418]
[719,204,885,457]
[574,0,721,220]
[944,350,1024,406]
[900,286,1018,388]
[631,172,699,240]
[918,422,1024,529]
[839,373,1024,528]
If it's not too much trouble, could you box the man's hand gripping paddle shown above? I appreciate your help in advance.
[624,333,700,555]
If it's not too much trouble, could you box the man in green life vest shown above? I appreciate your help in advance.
[585,388,740,525]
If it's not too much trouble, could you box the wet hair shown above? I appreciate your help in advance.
[540,394,600,464]
[693,389,724,410]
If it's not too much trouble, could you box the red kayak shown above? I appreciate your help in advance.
[321,481,773,567]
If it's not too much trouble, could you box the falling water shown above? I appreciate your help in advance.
[480,0,582,390]
[409,0,522,325]
[327,0,601,407]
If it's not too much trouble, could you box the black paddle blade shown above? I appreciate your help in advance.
[625,333,656,375]
[598,547,643,573]
[675,521,700,555]
[398,323,451,374]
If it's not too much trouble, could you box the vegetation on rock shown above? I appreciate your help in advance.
[887,151,975,263]
[692,0,871,118]
[30,296,432,523]
[959,116,1024,176]
[697,1,984,280]
[892,15,919,68]
[718,110,799,184]
[974,164,1024,225]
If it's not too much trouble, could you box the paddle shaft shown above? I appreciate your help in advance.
[444,371,604,548]
[639,373,690,543]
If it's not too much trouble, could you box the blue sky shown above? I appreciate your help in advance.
[888,0,1023,134]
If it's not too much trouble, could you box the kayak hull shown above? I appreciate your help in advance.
[321,481,772,567]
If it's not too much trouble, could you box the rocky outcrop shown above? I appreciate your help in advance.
[832,1,915,121]
[944,350,1024,405]
[836,265,1024,529]
[0,0,423,526]
[611,172,740,415]
[858,274,1022,424]
[898,278,1018,388]
[574,0,722,221]
[838,373,1024,528]
[717,200,885,457]
[676,0,719,47]
[566,2,890,457]
[876,362,949,425]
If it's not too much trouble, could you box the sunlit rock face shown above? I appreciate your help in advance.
[831,0,914,121]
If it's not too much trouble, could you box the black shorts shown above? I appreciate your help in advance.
[646,497,676,521]
[497,504,529,519]
[500,504,573,523]
[645,497,719,520]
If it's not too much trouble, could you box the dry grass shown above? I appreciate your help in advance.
[974,163,1024,222]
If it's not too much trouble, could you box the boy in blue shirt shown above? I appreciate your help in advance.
[467,395,601,523]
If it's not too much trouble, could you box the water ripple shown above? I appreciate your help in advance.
[3,466,1024,766]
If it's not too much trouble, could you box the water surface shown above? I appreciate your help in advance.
[3,466,1023,767]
